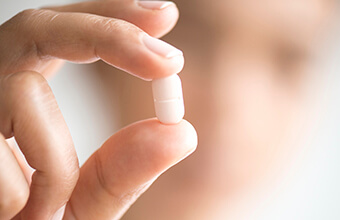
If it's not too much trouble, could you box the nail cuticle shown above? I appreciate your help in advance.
[137,1,174,10]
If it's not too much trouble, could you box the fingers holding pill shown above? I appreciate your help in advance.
[0,3,183,80]
[0,1,190,218]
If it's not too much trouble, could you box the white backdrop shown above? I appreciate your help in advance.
[0,1,340,219]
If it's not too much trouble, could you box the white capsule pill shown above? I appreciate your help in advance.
[152,74,185,124]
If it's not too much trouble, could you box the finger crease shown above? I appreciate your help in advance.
[94,153,119,199]
[93,45,100,60]
[32,39,44,60]
[67,200,80,220]
[49,14,59,22]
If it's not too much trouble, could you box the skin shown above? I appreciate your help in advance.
[0,1,197,219]
[0,0,336,219]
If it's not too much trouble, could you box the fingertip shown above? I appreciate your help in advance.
[145,53,184,80]
[178,119,198,154]
[167,53,185,76]
[135,1,180,38]
[150,2,180,38]
[131,118,197,165]
[135,35,185,80]
[100,118,197,178]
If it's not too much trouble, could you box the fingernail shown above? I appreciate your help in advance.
[143,34,183,58]
[138,1,173,10]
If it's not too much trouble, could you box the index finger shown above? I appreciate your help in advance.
[46,0,179,38]
[0,8,184,80]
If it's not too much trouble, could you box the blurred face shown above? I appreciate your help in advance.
[99,0,335,219]
[178,0,333,191]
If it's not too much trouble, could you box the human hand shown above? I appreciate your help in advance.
[0,1,197,219]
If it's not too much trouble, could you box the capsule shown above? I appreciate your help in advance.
[152,74,185,124]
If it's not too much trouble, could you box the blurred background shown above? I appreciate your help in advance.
[1,0,340,219]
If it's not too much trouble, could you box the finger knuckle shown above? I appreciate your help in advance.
[15,9,49,25]
[3,71,56,119]
[88,15,140,34]
[5,71,49,103]
[16,9,37,20]
[2,9,57,60]
[5,9,53,39]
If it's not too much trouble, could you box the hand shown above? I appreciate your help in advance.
[0,1,197,219]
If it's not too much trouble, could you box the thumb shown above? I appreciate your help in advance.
[63,119,197,220]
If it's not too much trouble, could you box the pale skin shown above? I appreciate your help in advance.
[0,0,336,219]
[0,1,198,220]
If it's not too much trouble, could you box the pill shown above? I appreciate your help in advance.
[152,74,185,124]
